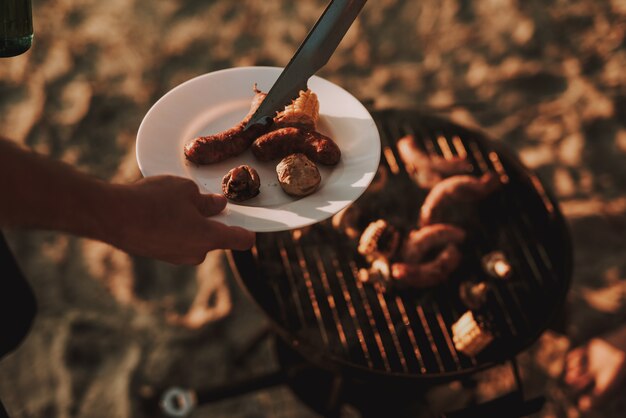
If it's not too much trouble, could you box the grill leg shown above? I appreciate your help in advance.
[510,357,524,396]
[324,375,344,418]
[232,325,272,365]
[440,357,545,418]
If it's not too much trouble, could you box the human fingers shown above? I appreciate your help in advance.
[578,378,615,412]
[195,193,228,217]
[566,372,594,393]
[205,221,256,250]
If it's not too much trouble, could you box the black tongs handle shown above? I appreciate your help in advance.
[292,0,368,74]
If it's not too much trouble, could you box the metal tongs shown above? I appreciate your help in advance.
[244,0,368,130]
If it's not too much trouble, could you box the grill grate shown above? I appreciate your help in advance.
[232,110,572,381]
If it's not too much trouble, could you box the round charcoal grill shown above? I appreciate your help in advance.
[152,109,573,418]
[230,109,572,384]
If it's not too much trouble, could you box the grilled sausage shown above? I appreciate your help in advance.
[391,244,462,288]
[396,135,472,188]
[401,224,466,262]
[184,87,271,164]
[251,127,341,166]
[419,173,501,226]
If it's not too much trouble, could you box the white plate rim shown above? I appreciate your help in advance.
[136,66,381,232]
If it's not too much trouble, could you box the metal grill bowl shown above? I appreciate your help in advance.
[229,109,572,384]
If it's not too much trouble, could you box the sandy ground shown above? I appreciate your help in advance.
[1,0,626,417]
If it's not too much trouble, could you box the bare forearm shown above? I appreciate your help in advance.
[0,138,114,240]
[0,137,254,264]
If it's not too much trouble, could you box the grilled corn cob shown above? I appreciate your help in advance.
[452,311,494,357]
[358,219,400,260]
[274,89,320,130]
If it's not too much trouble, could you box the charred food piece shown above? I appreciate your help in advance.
[397,135,472,188]
[274,89,320,130]
[222,165,261,202]
[481,251,512,279]
[358,219,401,260]
[452,311,494,357]
[391,244,462,289]
[184,85,271,164]
[401,224,466,262]
[276,153,321,197]
[252,127,341,166]
[358,257,392,288]
[419,172,501,227]
[459,281,491,310]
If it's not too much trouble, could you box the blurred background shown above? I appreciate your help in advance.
[1,0,626,417]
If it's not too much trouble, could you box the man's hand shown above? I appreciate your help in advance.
[0,138,255,265]
[106,176,255,265]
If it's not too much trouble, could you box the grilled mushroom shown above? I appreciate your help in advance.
[482,251,512,279]
[276,153,321,197]
[221,165,261,202]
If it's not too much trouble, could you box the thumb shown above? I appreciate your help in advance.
[196,193,227,217]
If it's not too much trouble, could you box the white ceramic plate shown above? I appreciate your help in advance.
[136,66,380,232]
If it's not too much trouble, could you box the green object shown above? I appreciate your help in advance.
[0,0,33,57]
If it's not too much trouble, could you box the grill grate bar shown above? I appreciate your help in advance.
[376,118,401,175]
[270,280,290,327]
[276,240,306,329]
[468,141,490,173]
[331,257,374,368]
[436,134,455,159]
[484,150,558,285]
[293,244,330,347]
[312,247,350,355]
[473,141,555,283]
[251,245,259,262]
[452,135,468,159]
[417,126,439,157]
[253,245,288,325]
[433,302,462,370]
[530,174,556,216]
[395,296,428,373]
[416,305,445,372]
[508,224,544,283]
[349,260,392,372]
[488,151,510,184]
[507,195,559,285]
[373,283,409,372]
